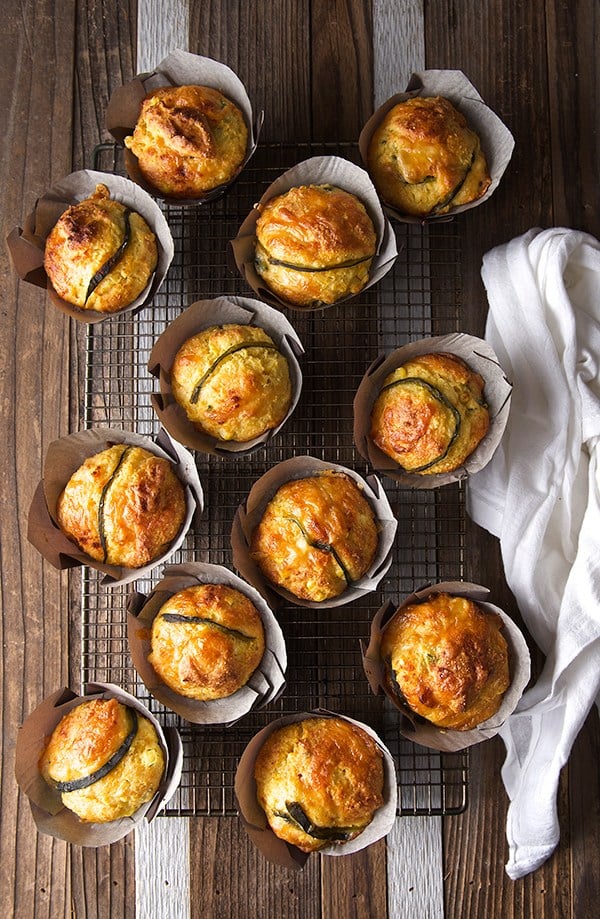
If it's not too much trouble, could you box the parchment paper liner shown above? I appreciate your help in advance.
[127,561,287,724]
[358,69,515,224]
[148,296,304,455]
[6,169,174,324]
[234,709,398,868]
[231,455,398,609]
[230,155,398,312]
[353,333,512,489]
[27,426,204,587]
[361,581,531,752]
[105,49,262,206]
[14,682,183,846]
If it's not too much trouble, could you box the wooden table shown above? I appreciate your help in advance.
[2,1,599,916]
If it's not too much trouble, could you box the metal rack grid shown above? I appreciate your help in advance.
[82,141,469,817]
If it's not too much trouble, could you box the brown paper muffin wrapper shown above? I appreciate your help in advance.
[14,682,183,846]
[105,49,262,206]
[361,581,531,752]
[127,561,287,724]
[234,710,398,868]
[353,333,512,488]
[230,154,398,312]
[148,296,304,455]
[6,169,174,324]
[27,426,204,587]
[231,455,398,609]
[358,69,515,224]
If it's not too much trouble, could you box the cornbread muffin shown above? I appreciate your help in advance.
[367,96,491,216]
[254,183,377,307]
[381,592,510,730]
[250,471,378,602]
[57,444,186,568]
[370,352,489,474]
[39,698,165,823]
[254,717,384,852]
[124,84,248,198]
[44,184,158,313]
[149,583,265,700]
[170,323,292,441]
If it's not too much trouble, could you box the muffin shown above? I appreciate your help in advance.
[380,592,510,731]
[43,184,158,313]
[250,471,379,602]
[370,352,490,474]
[57,443,186,568]
[254,183,377,307]
[367,95,491,217]
[39,698,165,823]
[148,583,266,700]
[170,323,292,441]
[254,716,385,852]
[124,84,248,198]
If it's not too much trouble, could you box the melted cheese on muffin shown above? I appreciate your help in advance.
[250,470,378,602]
[367,96,491,216]
[254,184,377,307]
[254,717,384,852]
[149,583,265,700]
[57,444,186,568]
[124,84,248,198]
[44,183,158,313]
[380,592,510,730]
[170,323,292,441]
[39,698,165,823]
[370,352,489,474]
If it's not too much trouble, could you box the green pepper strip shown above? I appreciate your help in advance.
[98,446,132,562]
[85,209,132,302]
[431,149,477,214]
[275,801,360,841]
[378,376,461,472]
[263,252,374,273]
[159,613,256,643]
[285,515,351,586]
[54,708,138,793]
[190,341,280,404]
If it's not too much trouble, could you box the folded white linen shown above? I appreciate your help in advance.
[466,227,600,880]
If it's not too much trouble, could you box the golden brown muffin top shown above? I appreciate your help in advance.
[149,583,265,700]
[39,698,165,823]
[255,184,377,270]
[254,716,384,852]
[170,323,292,441]
[381,593,510,730]
[250,470,379,602]
[367,96,491,216]
[370,352,489,474]
[44,183,158,313]
[57,443,186,568]
[124,84,248,198]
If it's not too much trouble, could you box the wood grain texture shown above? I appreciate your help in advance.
[0,2,75,917]
[424,1,600,917]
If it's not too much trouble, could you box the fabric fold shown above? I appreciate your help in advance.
[466,227,600,879]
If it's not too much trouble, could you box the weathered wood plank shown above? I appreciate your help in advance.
[0,1,76,916]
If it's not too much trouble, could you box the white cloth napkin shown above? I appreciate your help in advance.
[466,227,600,880]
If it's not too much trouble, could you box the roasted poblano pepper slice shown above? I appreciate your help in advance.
[159,612,256,643]
[262,252,374,273]
[85,209,132,302]
[285,515,352,585]
[98,446,133,562]
[275,801,360,841]
[378,376,461,472]
[190,341,281,404]
[53,708,138,793]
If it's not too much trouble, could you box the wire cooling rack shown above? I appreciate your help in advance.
[82,142,469,817]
